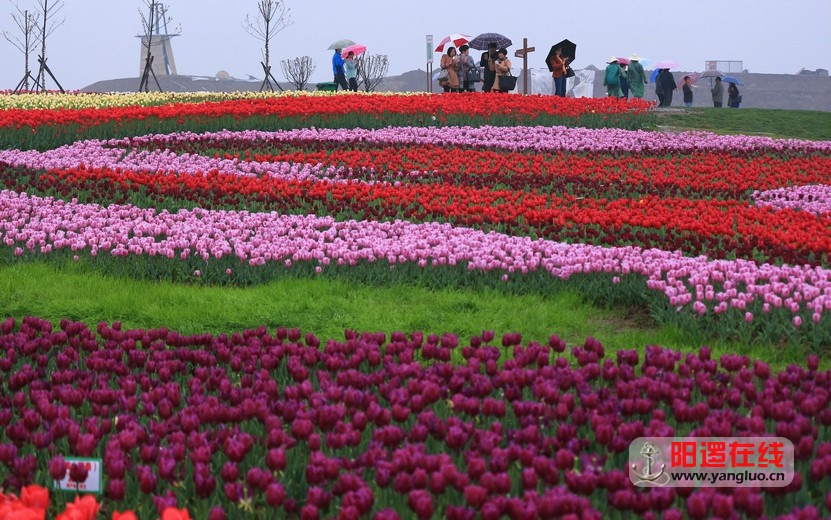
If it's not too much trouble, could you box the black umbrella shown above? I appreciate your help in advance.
[468,32,512,51]
[546,39,576,71]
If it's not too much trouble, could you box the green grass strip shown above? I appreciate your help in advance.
[1,261,816,371]
[652,107,831,140]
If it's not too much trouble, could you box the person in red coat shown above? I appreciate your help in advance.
[549,47,569,97]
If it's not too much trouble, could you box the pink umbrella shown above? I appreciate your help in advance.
[654,60,680,70]
[677,72,701,89]
[342,44,367,57]
[616,57,630,66]
[435,33,472,53]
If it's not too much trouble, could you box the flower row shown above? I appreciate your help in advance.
[10,134,831,198]
[7,158,830,266]
[0,93,650,132]
[1,190,830,325]
[0,90,316,110]
[0,484,194,520]
[127,125,831,156]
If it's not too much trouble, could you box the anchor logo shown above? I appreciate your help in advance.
[631,442,669,486]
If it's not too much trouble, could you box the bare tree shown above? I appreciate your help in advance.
[32,0,64,90]
[280,56,315,91]
[356,54,389,92]
[243,0,292,79]
[2,2,39,91]
[137,1,180,92]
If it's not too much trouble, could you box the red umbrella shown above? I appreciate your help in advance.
[435,34,472,53]
[616,57,630,66]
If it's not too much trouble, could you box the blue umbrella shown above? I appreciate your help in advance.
[722,75,743,85]
[650,68,660,83]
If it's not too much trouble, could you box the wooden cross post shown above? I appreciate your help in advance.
[513,38,535,95]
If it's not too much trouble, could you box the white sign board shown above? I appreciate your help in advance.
[426,35,433,63]
[54,458,102,494]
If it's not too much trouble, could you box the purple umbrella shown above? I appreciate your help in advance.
[468,32,512,51]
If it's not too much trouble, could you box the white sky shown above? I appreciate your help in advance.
[1,0,829,90]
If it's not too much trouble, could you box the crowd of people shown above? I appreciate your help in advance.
[331,45,742,107]
[603,55,741,108]
[436,43,514,93]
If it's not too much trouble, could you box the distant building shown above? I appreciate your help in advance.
[797,68,829,76]
[705,60,744,73]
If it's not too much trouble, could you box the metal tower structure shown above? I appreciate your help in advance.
[138,2,178,77]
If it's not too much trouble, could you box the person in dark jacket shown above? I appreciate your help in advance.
[480,42,498,92]
[711,77,724,107]
[728,83,741,108]
[682,75,693,107]
[657,69,677,106]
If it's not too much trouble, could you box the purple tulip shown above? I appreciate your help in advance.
[193,462,216,498]
[137,464,157,494]
[373,509,402,520]
[68,461,89,484]
[48,455,67,480]
[407,489,434,520]
[107,478,126,502]
[152,490,179,516]
[265,482,286,507]
[685,491,711,520]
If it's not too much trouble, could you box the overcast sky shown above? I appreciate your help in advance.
[1,0,829,91]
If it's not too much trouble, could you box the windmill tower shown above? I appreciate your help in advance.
[138,3,178,77]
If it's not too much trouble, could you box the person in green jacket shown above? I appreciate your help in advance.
[603,57,623,98]
[626,54,648,99]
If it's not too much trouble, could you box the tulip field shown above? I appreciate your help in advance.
[1,91,831,519]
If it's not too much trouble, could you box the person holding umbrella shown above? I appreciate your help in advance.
[626,54,648,99]
[331,48,349,91]
[440,47,461,93]
[711,76,724,107]
[344,51,358,92]
[480,42,498,92]
[727,82,741,108]
[657,69,677,106]
[549,47,569,97]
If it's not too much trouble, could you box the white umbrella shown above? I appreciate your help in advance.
[435,34,472,53]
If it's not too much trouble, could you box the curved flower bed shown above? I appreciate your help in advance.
[1,190,830,331]
[119,125,831,155]
[0,93,653,152]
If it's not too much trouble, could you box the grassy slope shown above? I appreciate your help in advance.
[652,106,831,140]
[2,107,829,368]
